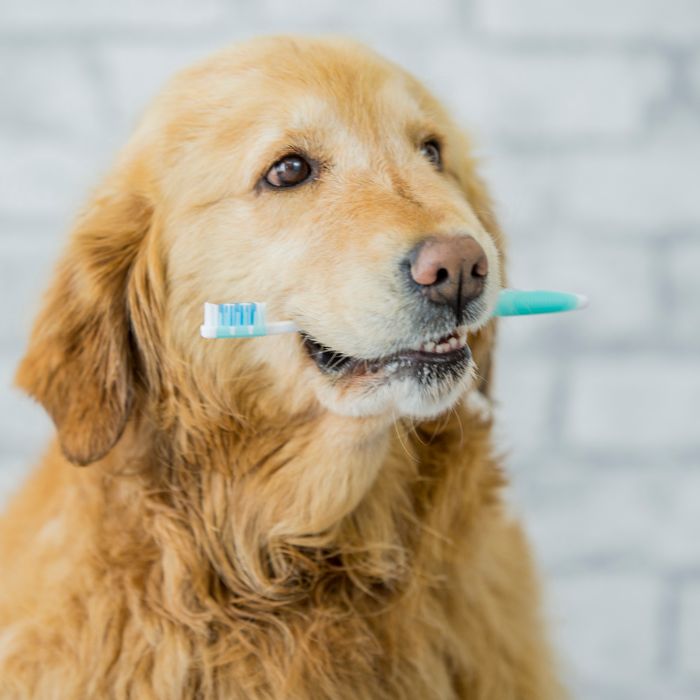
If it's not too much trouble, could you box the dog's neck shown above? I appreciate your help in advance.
[101,387,498,610]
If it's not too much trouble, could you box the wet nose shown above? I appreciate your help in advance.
[406,235,489,314]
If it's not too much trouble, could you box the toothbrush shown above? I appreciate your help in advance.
[200,290,588,339]
[495,289,588,317]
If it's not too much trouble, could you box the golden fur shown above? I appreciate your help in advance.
[0,36,563,698]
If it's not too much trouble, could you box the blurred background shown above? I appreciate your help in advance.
[0,1,698,697]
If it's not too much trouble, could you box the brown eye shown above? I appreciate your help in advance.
[420,140,442,169]
[264,154,312,188]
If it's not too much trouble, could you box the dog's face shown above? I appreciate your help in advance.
[17,36,505,465]
[161,37,503,420]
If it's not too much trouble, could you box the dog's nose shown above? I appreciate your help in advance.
[406,235,489,313]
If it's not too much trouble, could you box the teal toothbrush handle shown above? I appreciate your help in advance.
[494,289,588,317]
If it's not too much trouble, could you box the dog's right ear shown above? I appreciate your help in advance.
[449,132,507,399]
[15,175,154,466]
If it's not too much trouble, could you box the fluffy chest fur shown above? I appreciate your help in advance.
[0,403,560,699]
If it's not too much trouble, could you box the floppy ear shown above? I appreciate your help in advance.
[15,178,153,466]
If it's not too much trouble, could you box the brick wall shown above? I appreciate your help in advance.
[1,1,698,697]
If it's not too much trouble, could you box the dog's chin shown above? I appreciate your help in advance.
[301,328,476,419]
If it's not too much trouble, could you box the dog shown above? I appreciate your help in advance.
[0,36,563,699]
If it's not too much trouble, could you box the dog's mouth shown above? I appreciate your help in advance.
[301,327,472,381]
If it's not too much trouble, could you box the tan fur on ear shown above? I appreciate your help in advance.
[15,182,153,466]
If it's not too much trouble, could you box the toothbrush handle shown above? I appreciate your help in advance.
[266,321,299,335]
[494,289,587,317]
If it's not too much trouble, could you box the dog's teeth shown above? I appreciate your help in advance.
[415,331,469,355]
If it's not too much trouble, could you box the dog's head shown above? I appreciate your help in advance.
[17,36,504,466]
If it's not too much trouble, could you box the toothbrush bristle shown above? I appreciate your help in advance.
[201,301,277,338]
[213,303,265,329]
[217,303,257,326]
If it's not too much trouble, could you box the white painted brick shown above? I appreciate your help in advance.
[251,0,458,30]
[668,242,700,346]
[503,233,657,345]
[0,230,63,348]
[475,0,700,41]
[99,43,224,134]
[422,46,669,141]
[0,48,102,140]
[563,117,700,233]
[566,357,700,451]
[479,151,568,236]
[692,54,700,104]
[549,573,660,687]
[571,678,699,700]
[0,0,227,30]
[0,352,54,457]
[492,353,555,456]
[517,462,700,570]
[679,582,700,679]
[484,122,700,239]
[478,228,657,353]
[0,135,100,220]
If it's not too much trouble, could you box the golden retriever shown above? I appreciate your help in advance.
[0,36,563,699]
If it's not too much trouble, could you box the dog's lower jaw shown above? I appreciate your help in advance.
[300,328,476,421]
[309,358,477,421]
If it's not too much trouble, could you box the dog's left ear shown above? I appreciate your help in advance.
[15,174,155,466]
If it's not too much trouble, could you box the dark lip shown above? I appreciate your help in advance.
[300,332,472,377]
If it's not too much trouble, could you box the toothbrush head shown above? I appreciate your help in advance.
[200,303,298,338]
[201,302,268,338]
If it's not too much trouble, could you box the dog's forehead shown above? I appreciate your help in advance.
[143,40,452,193]
[213,67,436,175]
[282,78,424,137]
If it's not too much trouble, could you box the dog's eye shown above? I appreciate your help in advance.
[264,155,312,188]
[420,140,442,169]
